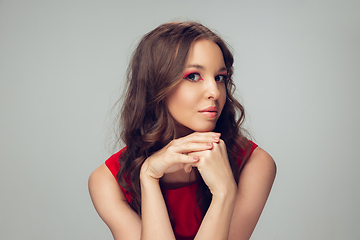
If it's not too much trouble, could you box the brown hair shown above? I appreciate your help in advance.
[116,22,251,215]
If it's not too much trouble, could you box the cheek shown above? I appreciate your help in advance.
[167,86,196,113]
[219,85,227,108]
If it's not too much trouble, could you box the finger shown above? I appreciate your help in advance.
[189,132,221,143]
[162,155,199,174]
[184,163,193,173]
[176,132,221,145]
[173,142,214,154]
[172,154,199,165]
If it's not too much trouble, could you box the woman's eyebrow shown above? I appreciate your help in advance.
[187,64,205,70]
[187,65,227,72]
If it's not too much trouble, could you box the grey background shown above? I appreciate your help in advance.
[1,0,359,239]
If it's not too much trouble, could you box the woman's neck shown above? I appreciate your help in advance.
[173,122,194,139]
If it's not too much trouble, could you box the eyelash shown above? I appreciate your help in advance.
[183,72,203,81]
[183,72,227,82]
[215,75,227,82]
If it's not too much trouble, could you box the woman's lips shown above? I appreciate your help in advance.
[199,106,219,118]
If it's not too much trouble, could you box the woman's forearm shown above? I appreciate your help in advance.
[194,184,237,240]
[140,173,175,240]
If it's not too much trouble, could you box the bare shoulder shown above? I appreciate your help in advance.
[88,163,121,198]
[88,164,141,239]
[245,147,276,177]
[239,147,276,193]
[88,164,128,220]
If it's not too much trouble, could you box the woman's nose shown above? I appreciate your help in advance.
[204,78,221,100]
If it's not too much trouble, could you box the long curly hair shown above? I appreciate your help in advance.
[116,22,251,215]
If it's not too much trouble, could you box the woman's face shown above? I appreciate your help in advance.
[166,39,227,137]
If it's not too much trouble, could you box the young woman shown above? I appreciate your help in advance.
[89,22,276,240]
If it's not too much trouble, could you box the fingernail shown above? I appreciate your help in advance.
[192,156,199,161]
[213,135,221,141]
[207,142,213,147]
[213,133,221,140]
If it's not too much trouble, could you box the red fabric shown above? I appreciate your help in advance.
[164,183,201,240]
[104,148,133,203]
[105,141,258,240]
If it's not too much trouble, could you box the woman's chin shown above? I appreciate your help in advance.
[191,125,216,133]
[175,123,217,137]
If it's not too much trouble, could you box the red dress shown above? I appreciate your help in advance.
[105,141,258,240]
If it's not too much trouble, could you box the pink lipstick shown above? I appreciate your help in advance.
[199,106,219,118]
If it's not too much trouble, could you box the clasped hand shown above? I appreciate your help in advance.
[140,132,236,195]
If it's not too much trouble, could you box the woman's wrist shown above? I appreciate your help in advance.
[140,162,160,186]
[211,180,237,201]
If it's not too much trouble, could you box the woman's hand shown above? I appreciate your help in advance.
[140,132,221,180]
[189,140,237,196]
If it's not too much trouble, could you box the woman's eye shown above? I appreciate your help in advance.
[215,75,227,82]
[184,73,202,81]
